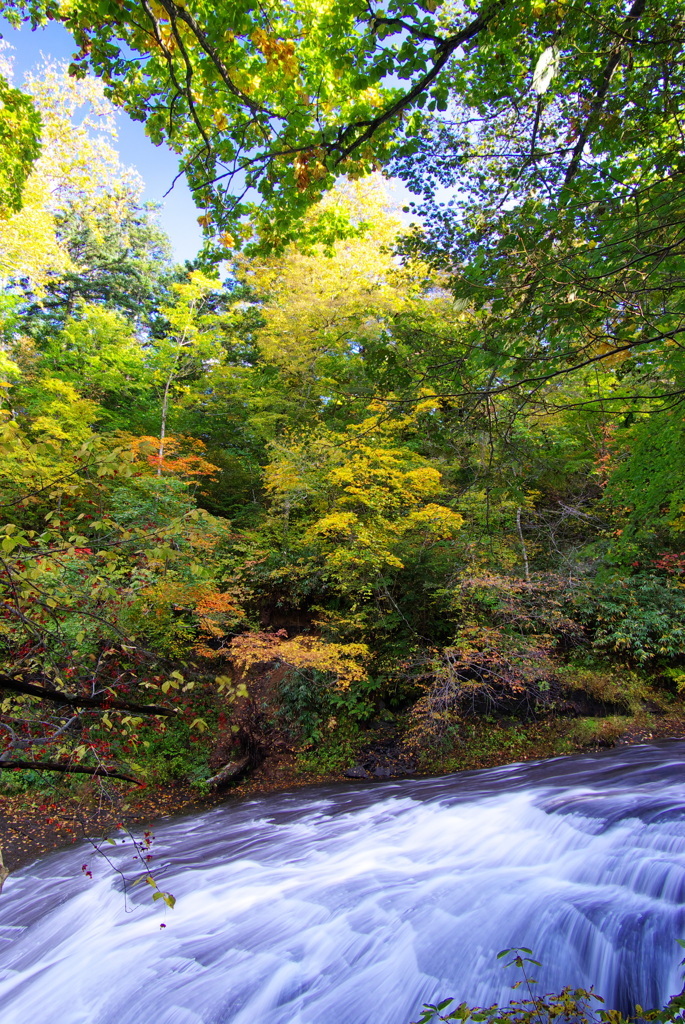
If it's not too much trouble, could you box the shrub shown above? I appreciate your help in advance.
[576,573,685,665]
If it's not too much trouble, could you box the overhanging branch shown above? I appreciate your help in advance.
[0,759,141,784]
[332,0,509,166]
[0,674,176,717]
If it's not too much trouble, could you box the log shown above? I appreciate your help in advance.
[0,848,8,894]
[206,757,249,790]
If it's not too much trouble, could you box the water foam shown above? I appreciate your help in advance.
[1,742,684,1023]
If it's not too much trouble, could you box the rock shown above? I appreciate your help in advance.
[344,765,369,779]
[616,728,654,746]
[373,766,392,778]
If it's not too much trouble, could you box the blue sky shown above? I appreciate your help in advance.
[0,16,203,263]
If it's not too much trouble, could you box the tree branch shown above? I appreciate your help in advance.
[563,0,647,187]
[0,714,80,754]
[0,759,141,784]
[0,674,176,717]
[157,0,272,118]
[332,0,509,166]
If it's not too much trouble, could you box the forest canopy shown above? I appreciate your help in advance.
[2,0,682,403]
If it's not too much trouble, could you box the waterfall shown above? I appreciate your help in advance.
[1,742,684,1024]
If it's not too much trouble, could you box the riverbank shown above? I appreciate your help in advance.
[2,710,684,877]
[0,753,321,874]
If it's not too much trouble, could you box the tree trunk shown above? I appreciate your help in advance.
[157,372,174,476]
[516,507,530,582]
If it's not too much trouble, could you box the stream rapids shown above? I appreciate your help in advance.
[1,742,685,1024]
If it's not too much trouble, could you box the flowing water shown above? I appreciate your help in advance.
[1,742,685,1024]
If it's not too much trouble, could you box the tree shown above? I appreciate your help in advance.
[243,178,408,371]
[0,61,145,292]
[0,430,176,783]
[392,0,685,410]
[150,270,225,472]
[22,200,175,337]
[1,0,513,249]
[0,50,41,218]
[4,0,681,283]
[260,405,463,600]
[5,0,680,427]
[236,176,434,432]
[0,289,233,787]
[0,409,233,783]
[29,305,151,428]
[4,1,681,460]
[0,71,242,799]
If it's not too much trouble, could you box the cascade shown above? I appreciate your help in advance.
[1,742,684,1024]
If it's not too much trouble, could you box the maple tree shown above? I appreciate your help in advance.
[0,416,235,782]
[228,630,370,689]
[262,405,464,597]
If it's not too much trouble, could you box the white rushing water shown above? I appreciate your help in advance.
[1,742,685,1024]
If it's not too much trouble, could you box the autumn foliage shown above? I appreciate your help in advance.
[2,50,685,801]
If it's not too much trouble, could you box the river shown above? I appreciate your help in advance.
[1,741,684,1023]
